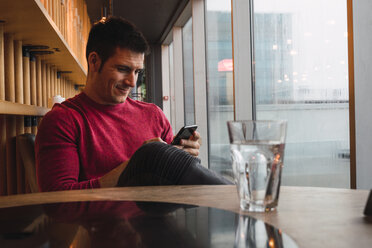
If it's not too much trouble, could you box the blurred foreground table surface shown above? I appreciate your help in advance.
[0,185,371,248]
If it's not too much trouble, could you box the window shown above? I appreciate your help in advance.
[252,0,350,188]
[169,42,176,129]
[182,18,195,125]
[205,0,233,175]
[162,0,351,187]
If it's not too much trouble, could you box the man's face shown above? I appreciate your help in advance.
[91,47,144,105]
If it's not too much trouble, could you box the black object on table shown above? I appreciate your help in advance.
[364,190,372,217]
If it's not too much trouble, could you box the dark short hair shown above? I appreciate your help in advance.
[86,16,150,71]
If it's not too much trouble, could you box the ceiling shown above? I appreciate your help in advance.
[86,0,187,44]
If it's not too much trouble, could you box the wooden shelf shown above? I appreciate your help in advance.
[0,0,87,84]
[0,100,49,116]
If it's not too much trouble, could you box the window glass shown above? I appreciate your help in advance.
[253,0,350,187]
[169,42,176,131]
[205,0,234,175]
[182,18,195,125]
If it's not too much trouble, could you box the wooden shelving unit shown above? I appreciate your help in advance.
[0,100,49,116]
[0,0,91,196]
[0,0,87,84]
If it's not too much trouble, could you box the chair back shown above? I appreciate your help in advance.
[16,133,38,193]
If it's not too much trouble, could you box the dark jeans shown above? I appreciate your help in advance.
[117,142,232,187]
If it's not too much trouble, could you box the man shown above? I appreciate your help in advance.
[36,17,229,192]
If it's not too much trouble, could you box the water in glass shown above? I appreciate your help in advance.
[231,140,285,212]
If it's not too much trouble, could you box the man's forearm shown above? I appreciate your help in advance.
[98,160,129,188]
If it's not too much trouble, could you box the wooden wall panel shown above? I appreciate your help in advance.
[16,116,24,194]
[23,51,32,135]
[6,116,16,195]
[64,77,67,97]
[0,23,5,195]
[56,0,60,29]
[14,40,25,194]
[65,78,67,98]
[66,79,69,98]
[53,0,57,22]
[36,57,42,107]
[61,77,65,97]
[23,51,31,105]
[30,56,37,106]
[50,67,55,98]
[0,22,4,100]
[0,115,6,195]
[42,61,47,107]
[14,40,23,104]
[4,34,15,195]
[54,68,57,96]
[46,64,50,106]
[72,82,75,98]
[54,68,58,96]
[69,80,72,98]
[62,2,66,37]
[48,0,52,15]
[4,34,15,102]
[30,56,37,138]
[65,77,67,98]
[57,73,61,96]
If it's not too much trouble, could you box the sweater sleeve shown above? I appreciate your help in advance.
[155,105,173,144]
[35,105,100,192]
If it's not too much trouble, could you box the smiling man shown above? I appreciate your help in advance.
[86,48,144,104]
[35,17,230,192]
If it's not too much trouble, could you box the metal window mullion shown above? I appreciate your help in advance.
[353,0,372,189]
[173,27,185,131]
[192,0,209,167]
[232,0,254,121]
[161,45,171,122]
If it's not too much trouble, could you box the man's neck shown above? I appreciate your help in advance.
[82,85,103,105]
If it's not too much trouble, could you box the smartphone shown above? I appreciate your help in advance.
[171,125,198,145]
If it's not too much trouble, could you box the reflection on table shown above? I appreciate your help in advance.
[0,200,298,248]
[0,185,370,248]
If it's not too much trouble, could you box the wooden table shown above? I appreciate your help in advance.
[0,185,371,248]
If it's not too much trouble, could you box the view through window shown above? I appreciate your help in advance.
[205,0,233,177]
[168,42,176,130]
[253,0,350,187]
[182,18,195,125]
[205,0,350,188]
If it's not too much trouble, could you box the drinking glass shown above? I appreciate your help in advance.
[227,120,287,212]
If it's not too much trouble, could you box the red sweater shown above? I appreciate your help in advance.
[35,93,173,191]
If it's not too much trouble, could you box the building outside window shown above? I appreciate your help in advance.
[165,0,350,188]
[253,0,350,187]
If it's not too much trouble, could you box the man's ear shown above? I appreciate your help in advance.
[88,52,101,72]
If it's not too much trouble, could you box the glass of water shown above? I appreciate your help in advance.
[227,120,287,212]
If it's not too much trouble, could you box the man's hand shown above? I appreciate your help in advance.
[173,131,201,157]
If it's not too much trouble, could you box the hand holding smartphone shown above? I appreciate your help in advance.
[171,125,198,145]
